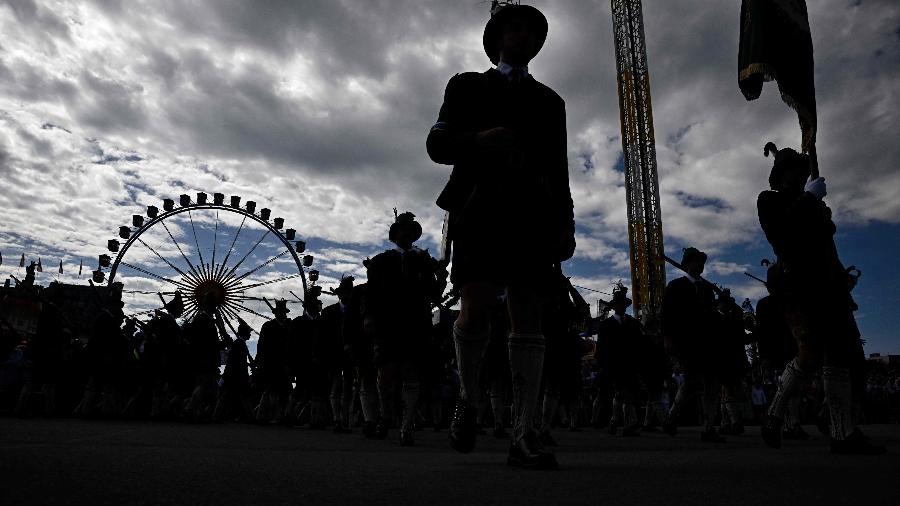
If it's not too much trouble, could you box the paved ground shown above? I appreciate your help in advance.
[1,418,897,505]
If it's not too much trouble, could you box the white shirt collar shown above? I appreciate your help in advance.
[685,274,699,284]
[497,61,530,81]
[613,314,623,323]
[394,245,422,254]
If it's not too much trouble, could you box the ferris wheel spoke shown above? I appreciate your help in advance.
[160,219,205,281]
[119,261,193,290]
[181,306,199,323]
[223,250,291,289]
[135,237,202,288]
[214,213,247,282]
[220,229,271,283]
[227,294,272,302]
[211,211,220,276]
[225,300,272,321]
[187,210,209,279]
[229,273,303,293]
[121,289,179,295]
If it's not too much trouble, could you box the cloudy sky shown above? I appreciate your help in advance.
[1,0,898,353]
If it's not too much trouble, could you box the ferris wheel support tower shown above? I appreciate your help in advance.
[611,0,666,319]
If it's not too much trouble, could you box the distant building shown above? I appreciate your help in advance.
[867,353,900,366]
[0,281,122,343]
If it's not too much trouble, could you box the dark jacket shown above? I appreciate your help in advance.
[757,190,847,293]
[184,311,219,374]
[594,314,646,380]
[661,276,717,359]
[364,247,439,363]
[426,69,574,261]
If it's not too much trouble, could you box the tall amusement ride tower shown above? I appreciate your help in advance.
[610,0,666,319]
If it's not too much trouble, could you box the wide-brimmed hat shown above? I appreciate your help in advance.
[272,299,290,315]
[681,247,708,266]
[236,318,252,337]
[389,211,422,244]
[483,2,548,65]
[764,142,810,188]
[611,285,632,308]
[329,275,354,297]
[163,292,184,317]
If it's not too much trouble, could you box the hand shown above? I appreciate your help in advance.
[475,127,517,151]
[804,177,826,200]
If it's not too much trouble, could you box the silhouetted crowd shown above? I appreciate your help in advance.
[2,249,895,445]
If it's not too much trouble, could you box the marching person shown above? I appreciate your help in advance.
[323,277,357,434]
[364,211,442,446]
[426,1,575,469]
[594,285,646,437]
[213,319,254,422]
[660,247,726,443]
[757,142,884,454]
[183,293,221,422]
[255,299,293,424]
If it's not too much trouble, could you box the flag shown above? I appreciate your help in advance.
[738,0,816,153]
[37,258,42,272]
[79,259,83,276]
[20,254,25,267]
[59,260,63,274]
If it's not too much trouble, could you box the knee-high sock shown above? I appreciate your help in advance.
[623,403,639,429]
[401,381,420,432]
[701,379,721,431]
[330,394,342,424]
[377,379,395,424]
[341,378,353,425]
[668,379,689,420]
[724,389,743,427]
[767,358,806,421]
[490,385,505,427]
[453,324,489,406]
[609,395,622,426]
[508,333,545,441]
[359,376,378,423]
[643,398,663,426]
[823,366,853,440]
[540,388,560,433]
[784,395,801,428]
[725,401,742,427]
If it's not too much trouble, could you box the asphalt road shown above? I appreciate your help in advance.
[1,419,897,505]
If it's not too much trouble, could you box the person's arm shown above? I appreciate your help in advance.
[550,96,575,261]
[427,74,478,166]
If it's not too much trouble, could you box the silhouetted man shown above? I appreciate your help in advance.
[660,247,725,443]
[364,211,441,446]
[757,142,884,454]
[256,299,292,423]
[426,2,575,469]
[594,285,646,437]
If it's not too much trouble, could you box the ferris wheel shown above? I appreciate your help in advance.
[92,192,318,333]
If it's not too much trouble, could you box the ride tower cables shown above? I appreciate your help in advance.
[611,0,666,319]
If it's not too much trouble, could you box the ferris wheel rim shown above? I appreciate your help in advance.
[105,201,309,323]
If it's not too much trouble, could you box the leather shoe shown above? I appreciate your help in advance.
[761,417,783,449]
[700,428,726,443]
[662,416,677,437]
[782,424,810,440]
[374,419,389,440]
[400,430,415,447]
[507,432,558,470]
[830,429,886,455]
[538,430,558,446]
[449,400,477,454]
